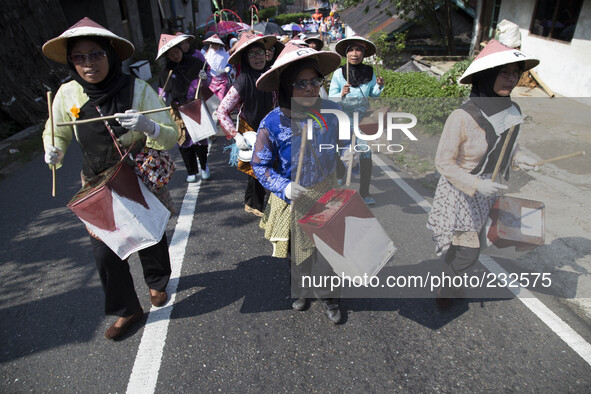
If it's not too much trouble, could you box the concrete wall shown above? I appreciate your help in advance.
[498,0,591,98]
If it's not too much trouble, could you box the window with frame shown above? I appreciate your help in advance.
[530,0,584,42]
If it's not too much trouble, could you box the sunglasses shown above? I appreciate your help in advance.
[68,50,107,65]
[247,49,266,58]
[292,78,324,90]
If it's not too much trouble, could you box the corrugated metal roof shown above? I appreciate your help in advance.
[339,0,409,37]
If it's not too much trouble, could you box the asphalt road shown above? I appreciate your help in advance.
[1,138,591,392]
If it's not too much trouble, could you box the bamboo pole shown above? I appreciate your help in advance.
[345,134,356,187]
[46,91,56,197]
[532,150,585,166]
[195,47,211,100]
[530,70,555,98]
[56,107,172,127]
[295,123,307,186]
[491,125,516,182]
[159,69,173,98]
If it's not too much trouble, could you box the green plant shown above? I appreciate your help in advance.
[380,69,467,134]
[272,13,311,25]
[258,7,277,20]
[368,31,406,69]
[440,59,471,97]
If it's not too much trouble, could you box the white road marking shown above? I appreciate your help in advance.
[126,180,201,394]
[373,154,591,366]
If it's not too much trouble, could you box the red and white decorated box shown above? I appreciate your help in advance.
[298,189,396,282]
[481,196,545,258]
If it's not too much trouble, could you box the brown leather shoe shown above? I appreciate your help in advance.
[150,290,167,307]
[104,308,144,340]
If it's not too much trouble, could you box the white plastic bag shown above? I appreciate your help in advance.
[496,19,521,48]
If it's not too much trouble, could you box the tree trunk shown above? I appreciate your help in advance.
[469,0,483,56]
[445,0,456,55]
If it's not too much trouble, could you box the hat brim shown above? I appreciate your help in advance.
[156,35,192,60]
[42,26,134,64]
[335,37,376,57]
[304,37,324,50]
[459,50,540,84]
[228,35,277,65]
[204,37,225,46]
[256,49,341,92]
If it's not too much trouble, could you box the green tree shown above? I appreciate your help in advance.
[278,0,295,14]
[337,0,466,55]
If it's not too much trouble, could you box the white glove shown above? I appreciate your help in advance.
[476,179,508,197]
[285,182,308,200]
[234,133,251,150]
[44,145,64,165]
[199,70,208,80]
[115,109,159,138]
[224,66,231,74]
[514,154,539,171]
[341,150,359,166]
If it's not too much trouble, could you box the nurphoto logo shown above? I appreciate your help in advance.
[306,109,418,153]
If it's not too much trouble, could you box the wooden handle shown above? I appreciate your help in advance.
[160,69,173,98]
[491,125,516,182]
[195,48,211,100]
[295,123,307,185]
[55,107,172,126]
[532,150,585,166]
[345,134,356,187]
[46,91,56,197]
[530,70,555,98]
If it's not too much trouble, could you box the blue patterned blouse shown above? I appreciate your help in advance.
[252,100,345,202]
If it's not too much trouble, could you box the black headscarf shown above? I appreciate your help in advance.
[233,43,273,129]
[67,36,135,177]
[278,58,322,114]
[469,64,522,116]
[160,51,205,105]
[464,63,524,178]
[67,37,132,115]
[340,44,373,87]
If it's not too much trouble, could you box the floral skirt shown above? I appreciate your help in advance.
[427,175,495,255]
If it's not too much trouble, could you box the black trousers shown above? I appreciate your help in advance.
[179,144,208,175]
[91,233,171,317]
[245,176,267,212]
[335,157,373,197]
[290,250,341,300]
[444,244,481,276]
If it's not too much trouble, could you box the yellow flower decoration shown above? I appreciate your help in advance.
[70,104,80,119]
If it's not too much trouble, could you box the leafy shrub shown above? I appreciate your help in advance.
[380,68,467,134]
[272,13,310,26]
[258,7,277,21]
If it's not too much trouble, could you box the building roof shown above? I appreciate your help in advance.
[340,0,475,39]
[339,0,409,37]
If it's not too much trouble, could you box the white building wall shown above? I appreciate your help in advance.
[498,0,591,98]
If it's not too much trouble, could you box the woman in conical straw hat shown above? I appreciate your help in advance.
[329,35,385,206]
[203,33,231,101]
[157,33,211,182]
[252,41,348,324]
[216,32,277,217]
[41,17,178,340]
[426,40,540,308]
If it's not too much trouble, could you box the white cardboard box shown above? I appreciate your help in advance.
[129,60,152,81]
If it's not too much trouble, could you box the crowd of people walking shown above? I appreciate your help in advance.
[41,14,539,339]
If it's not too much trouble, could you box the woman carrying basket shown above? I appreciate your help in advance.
[216,32,277,217]
[252,41,349,324]
[42,17,178,340]
[157,33,211,182]
[426,40,540,308]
